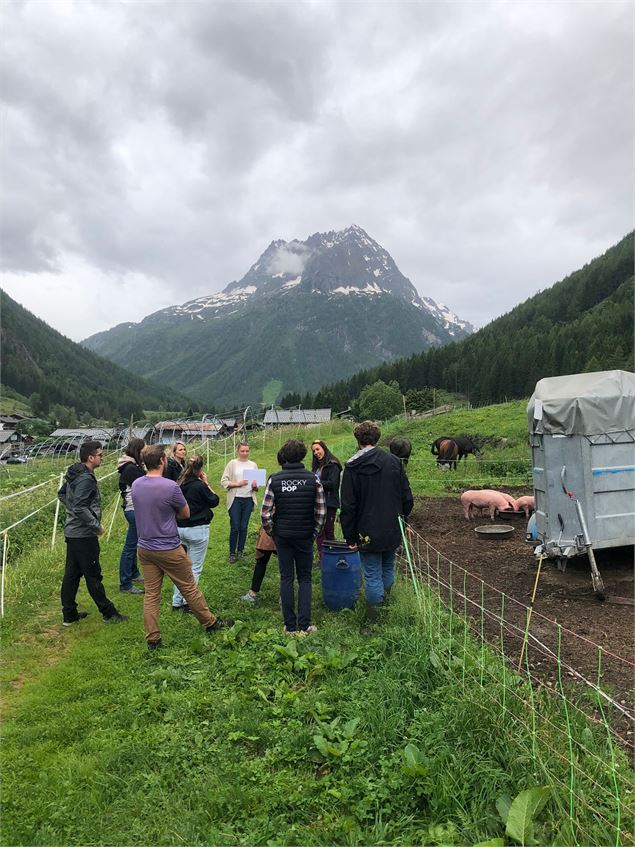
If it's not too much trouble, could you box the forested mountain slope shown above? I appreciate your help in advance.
[295,233,634,410]
[0,290,192,420]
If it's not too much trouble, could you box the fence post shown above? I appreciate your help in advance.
[499,592,507,717]
[595,646,622,847]
[557,623,577,840]
[1,531,8,618]
[479,580,485,687]
[51,471,64,549]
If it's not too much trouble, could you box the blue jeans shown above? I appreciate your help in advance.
[119,510,141,589]
[359,549,396,604]
[228,497,254,554]
[172,525,210,608]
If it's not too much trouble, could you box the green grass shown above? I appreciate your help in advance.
[0,385,32,416]
[1,412,631,846]
[262,379,284,406]
[382,400,532,496]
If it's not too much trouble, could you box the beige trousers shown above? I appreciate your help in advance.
[138,545,216,643]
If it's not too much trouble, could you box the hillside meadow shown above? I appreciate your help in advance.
[1,410,632,846]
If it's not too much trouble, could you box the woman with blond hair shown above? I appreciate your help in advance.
[164,441,187,482]
[172,455,219,612]
[221,442,259,563]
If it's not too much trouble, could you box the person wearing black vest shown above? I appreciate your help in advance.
[261,439,326,635]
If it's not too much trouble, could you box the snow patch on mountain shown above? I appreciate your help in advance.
[282,276,302,290]
[331,282,386,296]
[420,296,475,336]
[164,286,257,317]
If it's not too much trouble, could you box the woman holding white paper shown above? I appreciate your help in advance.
[221,442,259,562]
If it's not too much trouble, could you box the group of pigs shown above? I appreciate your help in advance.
[429,434,535,520]
[460,490,535,521]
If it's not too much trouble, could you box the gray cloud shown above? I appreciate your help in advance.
[0,0,632,339]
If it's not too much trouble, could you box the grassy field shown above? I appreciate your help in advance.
[381,400,532,495]
[1,413,632,846]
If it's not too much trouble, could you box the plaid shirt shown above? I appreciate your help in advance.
[261,475,326,538]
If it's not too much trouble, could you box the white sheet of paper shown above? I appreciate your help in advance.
[242,468,266,487]
[533,399,543,420]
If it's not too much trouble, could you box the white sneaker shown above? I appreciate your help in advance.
[240,592,257,603]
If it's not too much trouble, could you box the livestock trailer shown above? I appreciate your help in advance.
[527,370,635,571]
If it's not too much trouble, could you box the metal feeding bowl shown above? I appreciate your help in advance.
[475,524,515,540]
[497,509,525,521]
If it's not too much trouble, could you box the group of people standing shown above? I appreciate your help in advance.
[59,439,234,648]
[57,420,413,646]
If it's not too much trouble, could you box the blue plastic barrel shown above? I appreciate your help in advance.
[526,513,537,542]
[321,540,362,611]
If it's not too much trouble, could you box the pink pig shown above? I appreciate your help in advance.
[513,495,535,517]
[498,492,517,510]
[460,489,514,521]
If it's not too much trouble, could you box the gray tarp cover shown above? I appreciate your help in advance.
[527,370,635,435]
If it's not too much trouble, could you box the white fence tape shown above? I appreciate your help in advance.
[0,477,60,502]
[0,469,118,536]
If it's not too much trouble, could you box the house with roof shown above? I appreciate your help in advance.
[0,414,27,431]
[263,409,331,425]
[50,427,119,442]
[153,420,233,444]
[0,430,26,459]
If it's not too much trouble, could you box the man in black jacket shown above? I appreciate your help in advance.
[58,440,127,626]
[261,439,326,634]
[340,421,413,620]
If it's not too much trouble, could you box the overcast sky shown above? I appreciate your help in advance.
[1,0,633,342]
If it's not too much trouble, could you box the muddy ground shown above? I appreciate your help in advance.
[407,494,634,742]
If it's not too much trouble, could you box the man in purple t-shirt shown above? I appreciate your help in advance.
[132,444,234,650]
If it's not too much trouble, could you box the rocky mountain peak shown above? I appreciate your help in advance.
[141,225,473,338]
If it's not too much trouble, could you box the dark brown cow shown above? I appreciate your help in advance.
[432,435,479,462]
[431,436,450,456]
[436,438,459,470]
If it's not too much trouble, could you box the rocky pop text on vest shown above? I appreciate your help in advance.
[281,479,309,492]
